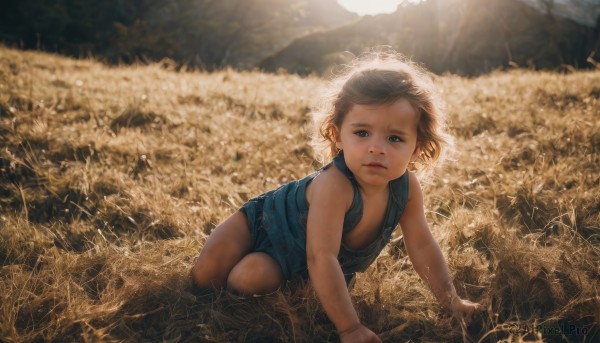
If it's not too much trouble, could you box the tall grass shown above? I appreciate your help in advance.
[0,46,598,342]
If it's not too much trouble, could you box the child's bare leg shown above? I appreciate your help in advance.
[227,252,283,295]
[190,211,252,289]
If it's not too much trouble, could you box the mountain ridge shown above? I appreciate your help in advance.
[260,0,599,75]
[0,0,597,75]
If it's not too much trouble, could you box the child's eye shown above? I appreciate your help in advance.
[389,135,403,143]
[354,130,368,137]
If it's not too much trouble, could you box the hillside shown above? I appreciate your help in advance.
[0,47,599,342]
[260,0,599,75]
[1,0,598,75]
[521,0,600,27]
[0,0,358,69]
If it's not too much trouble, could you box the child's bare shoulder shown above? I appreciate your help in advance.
[399,171,427,225]
[305,164,353,209]
[406,170,423,201]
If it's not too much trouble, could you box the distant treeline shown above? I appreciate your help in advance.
[1,0,599,75]
[0,0,356,69]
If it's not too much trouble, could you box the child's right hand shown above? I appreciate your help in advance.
[339,324,382,343]
[450,296,483,323]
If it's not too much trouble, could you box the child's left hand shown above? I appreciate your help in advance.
[450,297,482,323]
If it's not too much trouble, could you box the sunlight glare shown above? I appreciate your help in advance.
[337,0,420,16]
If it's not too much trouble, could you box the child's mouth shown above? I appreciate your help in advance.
[365,162,386,169]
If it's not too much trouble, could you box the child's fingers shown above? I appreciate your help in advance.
[452,300,481,323]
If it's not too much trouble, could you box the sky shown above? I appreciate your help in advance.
[336,0,415,16]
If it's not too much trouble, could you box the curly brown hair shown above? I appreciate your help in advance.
[311,49,452,170]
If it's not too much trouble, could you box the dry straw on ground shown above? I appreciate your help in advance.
[0,46,598,342]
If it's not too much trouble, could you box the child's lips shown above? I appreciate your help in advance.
[364,162,387,169]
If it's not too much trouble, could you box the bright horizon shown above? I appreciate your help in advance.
[337,0,420,16]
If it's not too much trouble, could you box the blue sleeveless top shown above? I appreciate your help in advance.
[239,153,409,281]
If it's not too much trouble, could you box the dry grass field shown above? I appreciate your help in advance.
[0,46,598,342]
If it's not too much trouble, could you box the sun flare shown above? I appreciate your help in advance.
[337,0,413,16]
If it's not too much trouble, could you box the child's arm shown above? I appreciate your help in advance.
[305,170,381,342]
[399,172,481,317]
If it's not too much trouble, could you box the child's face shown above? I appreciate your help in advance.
[335,98,419,188]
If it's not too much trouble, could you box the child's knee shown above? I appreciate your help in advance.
[226,266,250,292]
[227,253,283,295]
[227,263,261,293]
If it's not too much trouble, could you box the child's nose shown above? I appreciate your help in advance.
[368,140,385,154]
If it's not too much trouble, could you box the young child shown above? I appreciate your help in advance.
[190,51,481,342]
